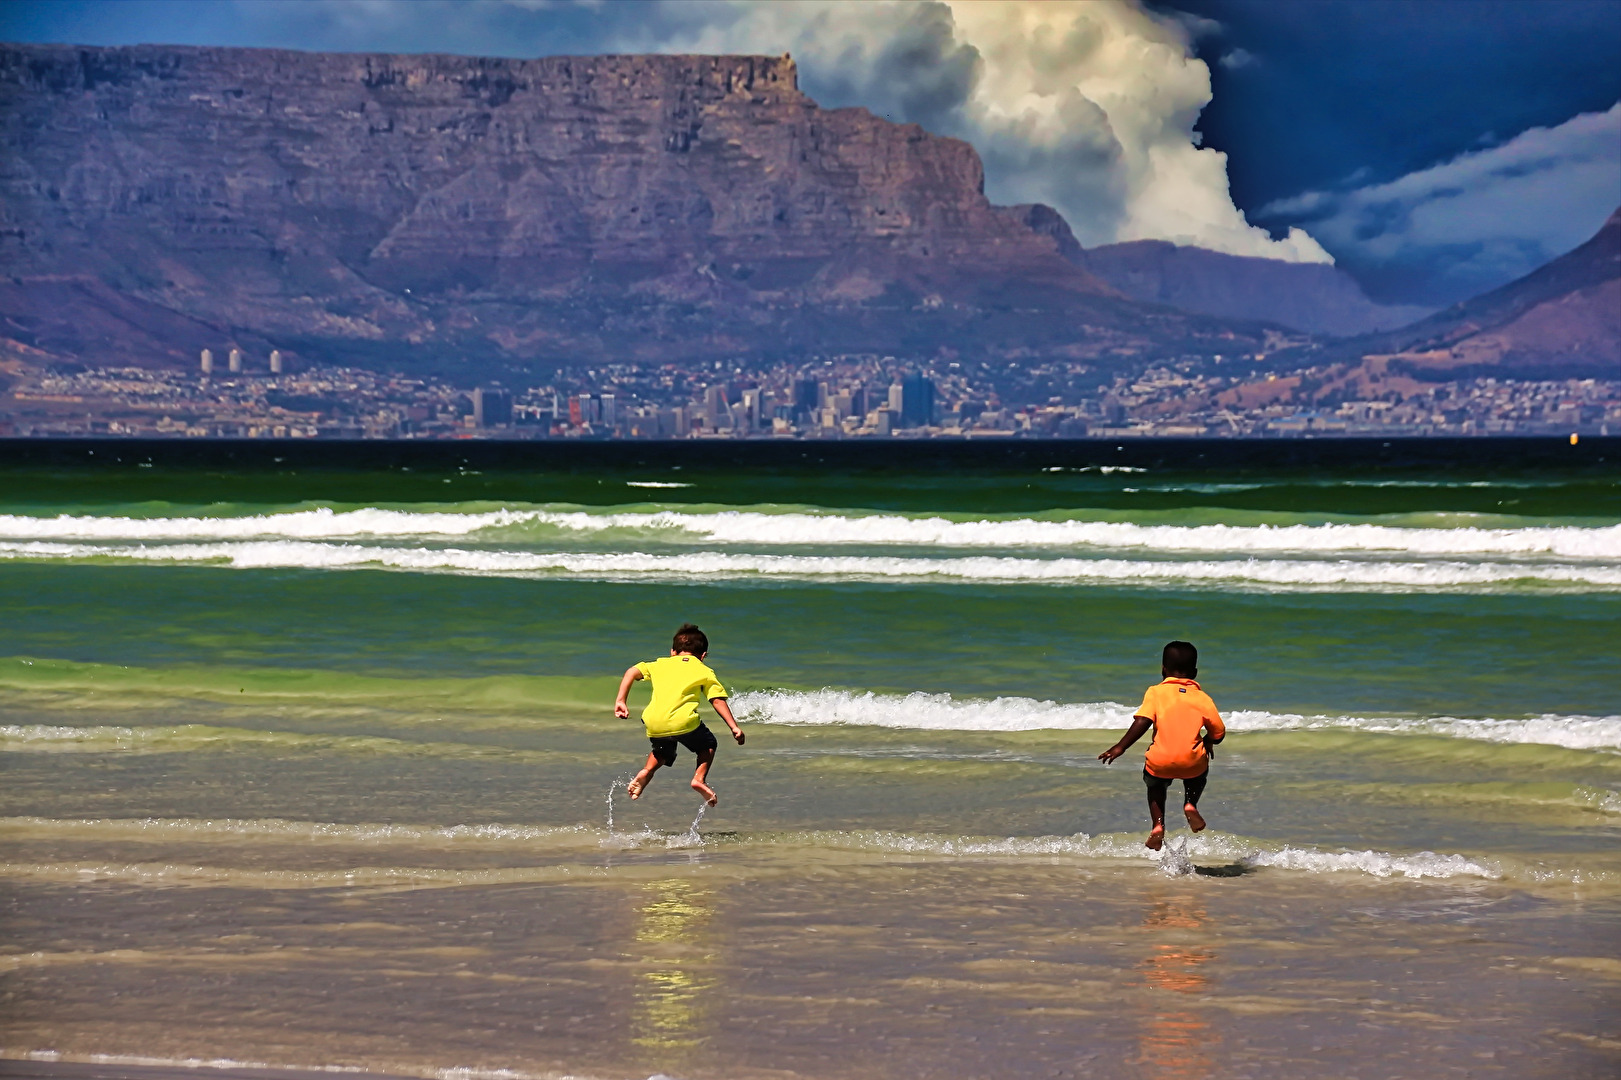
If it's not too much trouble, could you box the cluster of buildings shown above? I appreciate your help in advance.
[1082,365,1621,437]
[2,347,1615,439]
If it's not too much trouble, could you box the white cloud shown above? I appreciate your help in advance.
[609,0,1333,263]
[1262,102,1621,297]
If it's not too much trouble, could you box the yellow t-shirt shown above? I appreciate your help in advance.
[635,655,728,738]
[1137,677,1225,779]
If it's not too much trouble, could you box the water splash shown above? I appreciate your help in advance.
[1157,836,1195,877]
[605,778,626,834]
[669,800,709,848]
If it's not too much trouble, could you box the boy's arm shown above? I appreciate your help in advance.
[1099,715,1153,764]
[613,666,644,719]
[710,697,745,745]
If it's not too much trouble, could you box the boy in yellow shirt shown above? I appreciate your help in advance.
[1099,640,1226,850]
[614,623,744,806]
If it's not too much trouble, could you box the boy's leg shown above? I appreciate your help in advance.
[1182,771,1209,832]
[686,724,721,806]
[690,744,719,806]
[1143,770,1169,850]
[628,750,664,799]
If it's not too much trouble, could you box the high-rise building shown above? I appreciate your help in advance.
[269,349,283,374]
[887,383,905,415]
[740,388,762,433]
[473,387,512,428]
[228,348,242,373]
[704,385,732,430]
[199,349,213,374]
[793,378,819,420]
[600,393,616,429]
[901,372,936,428]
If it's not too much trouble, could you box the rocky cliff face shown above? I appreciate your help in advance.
[0,43,1225,372]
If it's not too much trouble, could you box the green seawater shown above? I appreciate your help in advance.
[1,444,1618,1079]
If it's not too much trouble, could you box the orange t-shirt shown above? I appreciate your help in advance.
[1137,678,1225,779]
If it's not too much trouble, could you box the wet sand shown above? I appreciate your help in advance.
[0,1063,408,1080]
[3,849,1617,1080]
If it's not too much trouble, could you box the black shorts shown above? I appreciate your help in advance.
[1144,768,1209,805]
[649,722,718,767]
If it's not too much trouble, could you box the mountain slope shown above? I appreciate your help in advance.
[999,204,1428,337]
[1332,207,1620,377]
[0,43,1257,374]
[1073,241,1431,337]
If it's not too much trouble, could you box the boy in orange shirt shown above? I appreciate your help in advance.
[1099,641,1225,850]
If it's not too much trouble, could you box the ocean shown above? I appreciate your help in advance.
[1,438,1617,1080]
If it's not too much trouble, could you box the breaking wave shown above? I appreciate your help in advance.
[1,507,1617,559]
[731,688,1621,751]
[1,540,1617,591]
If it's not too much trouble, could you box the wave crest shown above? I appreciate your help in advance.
[1,507,1617,559]
[2,540,1617,592]
[731,688,1621,750]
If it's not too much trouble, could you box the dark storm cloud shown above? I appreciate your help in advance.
[1262,103,1620,306]
[1151,0,1621,301]
[870,2,982,133]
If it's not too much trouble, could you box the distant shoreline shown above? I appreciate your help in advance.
[0,435,1614,473]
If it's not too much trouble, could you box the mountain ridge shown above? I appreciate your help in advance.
[0,42,1252,376]
[1313,207,1620,378]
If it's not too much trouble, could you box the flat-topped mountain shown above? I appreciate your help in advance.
[0,43,1260,374]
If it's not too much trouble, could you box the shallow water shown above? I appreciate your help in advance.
[1,443,1618,1078]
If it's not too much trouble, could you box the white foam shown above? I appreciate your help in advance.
[2,507,1618,559]
[0,817,1547,887]
[2,539,1617,591]
[796,828,1503,881]
[0,506,531,540]
[730,688,1621,750]
[611,512,1621,558]
[734,689,1127,732]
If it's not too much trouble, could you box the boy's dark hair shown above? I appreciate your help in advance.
[1162,640,1198,677]
[672,623,708,656]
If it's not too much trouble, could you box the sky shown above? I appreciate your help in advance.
[2,0,1617,307]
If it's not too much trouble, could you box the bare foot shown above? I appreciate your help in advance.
[1185,805,1206,832]
[627,776,645,800]
[691,778,718,806]
[1145,826,1165,851]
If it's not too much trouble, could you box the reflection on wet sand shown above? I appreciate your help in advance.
[1136,895,1218,1080]
[629,877,717,1068]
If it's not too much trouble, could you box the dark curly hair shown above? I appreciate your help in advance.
[672,623,708,656]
